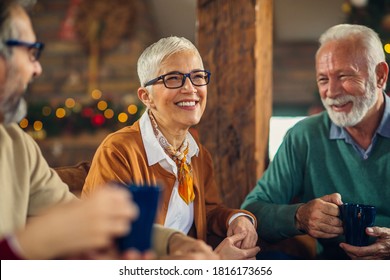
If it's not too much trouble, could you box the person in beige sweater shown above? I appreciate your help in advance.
[0,0,217,260]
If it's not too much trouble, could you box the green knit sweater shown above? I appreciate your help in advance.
[242,112,390,259]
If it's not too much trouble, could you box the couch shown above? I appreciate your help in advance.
[54,161,90,198]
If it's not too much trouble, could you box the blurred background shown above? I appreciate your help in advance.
[24,0,390,167]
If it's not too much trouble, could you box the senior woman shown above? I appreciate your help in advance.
[82,36,259,259]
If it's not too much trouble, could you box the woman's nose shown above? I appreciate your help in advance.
[182,76,196,92]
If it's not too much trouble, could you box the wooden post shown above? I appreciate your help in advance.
[196,0,273,208]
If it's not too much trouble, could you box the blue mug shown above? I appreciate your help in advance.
[115,184,161,252]
[339,203,376,246]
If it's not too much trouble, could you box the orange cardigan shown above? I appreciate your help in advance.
[82,120,256,242]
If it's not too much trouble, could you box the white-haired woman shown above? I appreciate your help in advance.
[83,36,259,259]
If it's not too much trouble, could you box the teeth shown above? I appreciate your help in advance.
[177,101,196,107]
[333,102,350,107]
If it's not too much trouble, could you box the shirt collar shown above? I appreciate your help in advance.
[139,110,199,166]
[330,92,390,140]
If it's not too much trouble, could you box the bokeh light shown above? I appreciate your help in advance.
[91,89,102,100]
[341,3,351,14]
[97,100,108,111]
[384,43,390,54]
[42,106,52,117]
[56,108,66,118]
[65,98,76,108]
[127,104,138,115]
[19,118,28,129]
[91,114,105,126]
[33,121,43,131]
[104,109,114,119]
[118,112,128,123]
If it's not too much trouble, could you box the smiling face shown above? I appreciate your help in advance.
[315,38,381,127]
[138,50,207,133]
[0,5,42,124]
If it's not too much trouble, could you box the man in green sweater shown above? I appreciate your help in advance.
[242,24,390,259]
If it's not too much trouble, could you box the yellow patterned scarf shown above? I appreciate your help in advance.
[148,110,195,204]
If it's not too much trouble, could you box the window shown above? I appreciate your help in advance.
[269,116,306,161]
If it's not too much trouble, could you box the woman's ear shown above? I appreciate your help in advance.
[137,87,153,108]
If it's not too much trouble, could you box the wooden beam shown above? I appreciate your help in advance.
[255,0,273,178]
[196,0,273,208]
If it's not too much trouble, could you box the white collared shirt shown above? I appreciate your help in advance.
[139,111,198,234]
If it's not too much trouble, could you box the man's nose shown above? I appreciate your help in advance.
[33,60,42,77]
[327,78,341,98]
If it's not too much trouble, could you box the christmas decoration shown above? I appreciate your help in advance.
[382,14,390,31]
[59,0,81,40]
[350,0,369,8]
[59,0,138,97]
[20,94,144,140]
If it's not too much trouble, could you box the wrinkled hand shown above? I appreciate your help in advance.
[18,186,138,259]
[295,193,343,239]
[167,233,218,259]
[227,216,258,249]
[340,227,390,259]
[215,232,260,260]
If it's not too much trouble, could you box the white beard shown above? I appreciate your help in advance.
[321,81,378,127]
[1,97,27,125]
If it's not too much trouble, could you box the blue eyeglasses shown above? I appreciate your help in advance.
[144,70,211,89]
[5,39,45,61]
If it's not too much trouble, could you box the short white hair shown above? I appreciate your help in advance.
[137,36,203,88]
[317,24,385,73]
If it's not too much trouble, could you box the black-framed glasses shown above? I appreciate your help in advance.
[5,39,45,61]
[144,70,211,89]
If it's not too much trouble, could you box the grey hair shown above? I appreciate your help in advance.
[0,0,36,59]
[137,36,203,89]
[317,24,385,74]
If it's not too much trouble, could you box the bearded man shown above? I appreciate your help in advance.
[242,24,390,260]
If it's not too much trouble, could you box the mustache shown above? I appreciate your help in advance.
[322,95,355,106]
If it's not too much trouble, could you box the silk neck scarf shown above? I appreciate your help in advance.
[148,110,195,204]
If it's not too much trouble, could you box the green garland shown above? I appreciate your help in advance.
[21,98,144,139]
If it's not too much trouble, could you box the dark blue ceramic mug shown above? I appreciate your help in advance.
[115,184,161,252]
[339,203,376,246]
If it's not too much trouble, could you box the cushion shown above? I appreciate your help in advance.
[54,161,90,198]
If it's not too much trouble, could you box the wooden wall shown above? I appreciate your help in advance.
[29,0,156,103]
[273,42,318,106]
[28,0,156,167]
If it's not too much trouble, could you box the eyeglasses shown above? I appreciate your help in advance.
[5,39,45,61]
[144,70,211,89]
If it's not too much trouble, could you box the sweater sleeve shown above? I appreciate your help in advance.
[23,129,75,215]
[0,236,24,260]
[241,127,306,242]
[151,224,181,258]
